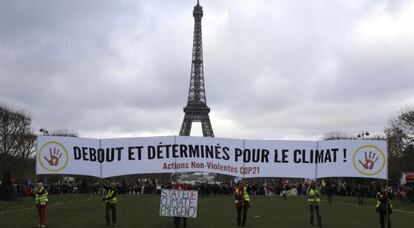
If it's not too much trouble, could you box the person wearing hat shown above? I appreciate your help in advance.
[102,182,118,226]
[234,181,251,227]
[173,182,189,228]
[307,181,322,227]
[34,182,48,227]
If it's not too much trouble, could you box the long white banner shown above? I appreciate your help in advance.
[36,136,388,179]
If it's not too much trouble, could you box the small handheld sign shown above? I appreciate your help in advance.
[159,189,198,218]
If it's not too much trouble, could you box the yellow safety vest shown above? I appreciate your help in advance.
[376,192,393,209]
[376,192,381,208]
[105,189,118,204]
[235,187,250,204]
[35,187,48,205]
[307,188,320,203]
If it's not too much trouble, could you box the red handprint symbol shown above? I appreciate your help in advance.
[44,148,62,166]
[358,151,379,170]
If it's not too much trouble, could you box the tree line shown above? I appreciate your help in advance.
[0,103,36,179]
[385,108,414,180]
[0,103,36,200]
[0,103,77,200]
[0,101,413,199]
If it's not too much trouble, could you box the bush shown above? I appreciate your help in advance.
[0,170,16,201]
[407,191,414,204]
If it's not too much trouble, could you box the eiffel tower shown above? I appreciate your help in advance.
[179,0,214,137]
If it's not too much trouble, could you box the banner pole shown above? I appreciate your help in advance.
[174,136,177,174]
[315,141,319,181]
[386,178,389,228]
[242,139,245,181]
[35,136,39,189]
[385,148,389,228]
[98,138,107,200]
[98,132,104,223]
[99,139,103,179]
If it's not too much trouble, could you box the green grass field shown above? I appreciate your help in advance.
[1,194,413,228]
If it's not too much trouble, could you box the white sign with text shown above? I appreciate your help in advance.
[159,189,198,218]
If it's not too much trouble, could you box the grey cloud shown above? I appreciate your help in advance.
[1,0,413,139]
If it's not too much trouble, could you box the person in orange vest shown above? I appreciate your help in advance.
[34,182,48,227]
[102,182,118,226]
[307,181,322,227]
[376,187,392,228]
[234,181,251,227]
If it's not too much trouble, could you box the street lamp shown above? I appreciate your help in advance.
[357,130,369,139]
[39,128,49,136]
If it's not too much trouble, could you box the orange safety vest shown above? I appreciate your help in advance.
[235,187,250,207]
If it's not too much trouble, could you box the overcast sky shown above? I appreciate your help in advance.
[1,0,413,140]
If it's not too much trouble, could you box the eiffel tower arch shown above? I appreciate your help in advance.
[179,0,214,137]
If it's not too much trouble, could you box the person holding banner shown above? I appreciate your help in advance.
[376,187,392,228]
[34,182,48,227]
[102,182,118,226]
[306,181,322,227]
[234,181,251,227]
[173,182,188,228]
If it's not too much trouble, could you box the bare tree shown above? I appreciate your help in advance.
[15,132,36,159]
[385,108,414,179]
[0,103,36,194]
[0,103,34,157]
[385,109,414,156]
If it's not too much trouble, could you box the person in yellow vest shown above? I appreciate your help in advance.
[376,187,392,228]
[102,182,118,226]
[307,181,322,227]
[34,182,48,227]
[234,181,251,227]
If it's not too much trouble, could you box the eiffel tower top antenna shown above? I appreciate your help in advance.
[179,0,214,137]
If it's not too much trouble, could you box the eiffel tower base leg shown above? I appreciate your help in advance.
[179,113,214,137]
[179,115,193,136]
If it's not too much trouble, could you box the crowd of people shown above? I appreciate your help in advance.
[262,180,414,203]
[10,177,414,204]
